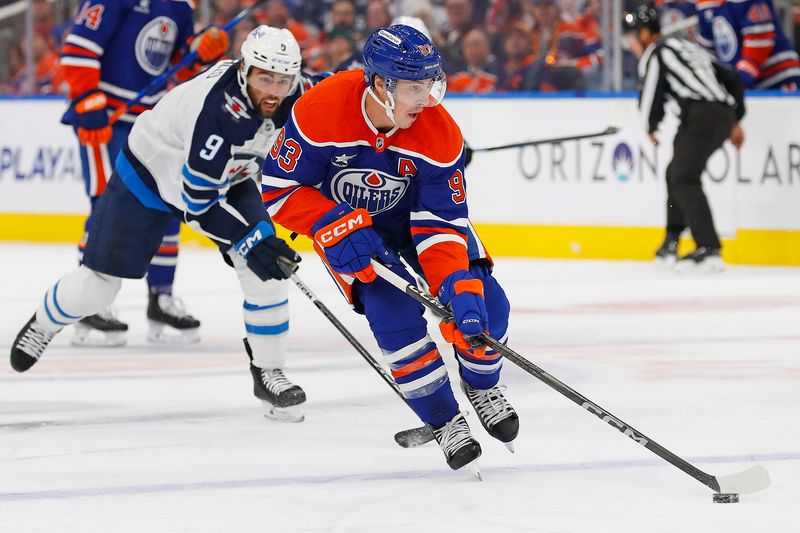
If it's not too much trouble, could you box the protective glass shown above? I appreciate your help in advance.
[248,70,295,98]
[392,76,447,108]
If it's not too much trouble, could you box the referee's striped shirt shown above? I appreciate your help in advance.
[638,37,737,133]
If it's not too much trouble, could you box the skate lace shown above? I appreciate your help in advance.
[17,322,54,359]
[433,414,473,456]
[158,295,192,319]
[261,368,295,395]
[97,306,120,323]
[466,385,515,428]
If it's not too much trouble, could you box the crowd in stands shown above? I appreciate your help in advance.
[0,0,798,96]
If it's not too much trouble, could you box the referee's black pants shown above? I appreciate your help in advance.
[665,101,735,249]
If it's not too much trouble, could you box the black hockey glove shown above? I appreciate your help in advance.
[233,221,301,281]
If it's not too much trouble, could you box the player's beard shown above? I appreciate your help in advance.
[256,95,282,119]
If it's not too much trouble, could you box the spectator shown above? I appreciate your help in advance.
[264,0,322,69]
[212,0,241,25]
[439,0,476,73]
[496,22,535,90]
[366,0,393,35]
[448,28,498,92]
[485,0,526,36]
[523,0,588,91]
[330,0,360,34]
[324,28,363,71]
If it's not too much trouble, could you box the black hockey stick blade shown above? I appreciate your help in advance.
[472,126,621,153]
[394,425,435,448]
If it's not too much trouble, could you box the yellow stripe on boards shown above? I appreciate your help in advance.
[0,214,797,266]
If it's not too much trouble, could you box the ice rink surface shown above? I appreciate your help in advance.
[1,242,798,532]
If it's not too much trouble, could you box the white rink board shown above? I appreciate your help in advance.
[446,95,800,234]
[0,98,87,214]
[1,95,799,232]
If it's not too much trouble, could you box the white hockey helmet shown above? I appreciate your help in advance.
[237,25,302,98]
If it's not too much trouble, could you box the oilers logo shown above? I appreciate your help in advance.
[135,17,178,76]
[712,17,738,63]
[330,169,410,215]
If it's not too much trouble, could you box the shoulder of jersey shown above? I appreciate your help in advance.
[291,70,368,143]
[199,62,261,139]
[291,69,463,166]
[394,101,463,167]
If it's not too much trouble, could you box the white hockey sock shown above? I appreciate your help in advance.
[36,265,122,333]
[233,252,290,369]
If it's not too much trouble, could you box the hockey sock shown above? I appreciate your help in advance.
[36,265,122,333]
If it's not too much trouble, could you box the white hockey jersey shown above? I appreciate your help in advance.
[116,59,310,245]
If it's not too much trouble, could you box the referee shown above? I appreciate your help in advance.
[623,5,745,271]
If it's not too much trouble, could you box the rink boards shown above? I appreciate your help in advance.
[0,93,798,265]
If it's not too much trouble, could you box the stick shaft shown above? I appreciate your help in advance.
[472,127,619,153]
[370,259,721,492]
[286,272,411,407]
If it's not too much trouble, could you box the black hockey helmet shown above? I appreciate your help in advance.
[622,4,660,35]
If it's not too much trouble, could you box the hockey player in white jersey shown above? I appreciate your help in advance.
[11,26,309,422]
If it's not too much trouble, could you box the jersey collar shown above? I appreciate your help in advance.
[361,89,397,153]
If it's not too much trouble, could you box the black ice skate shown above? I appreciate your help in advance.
[431,412,482,478]
[147,292,200,343]
[461,380,519,452]
[244,339,306,422]
[11,314,56,372]
[676,246,724,273]
[654,235,679,267]
[72,308,128,347]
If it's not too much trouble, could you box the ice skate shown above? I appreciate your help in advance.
[72,307,128,347]
[431,412,482,475]
[654,236,678,268]
[147,292,200,343]
[461,380,519,452]
[244,339,306,422]
[675,247,724,274]
[11,315,56,372]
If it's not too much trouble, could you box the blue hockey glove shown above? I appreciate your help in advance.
[438,270,489,357]
[64,90,112,147]
[312,203,393,282]
[234,221,301,281]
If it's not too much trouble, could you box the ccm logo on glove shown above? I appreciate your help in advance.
[236,222,275,258]
[315,210,371,245]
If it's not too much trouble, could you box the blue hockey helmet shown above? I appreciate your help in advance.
[362,25,447,123]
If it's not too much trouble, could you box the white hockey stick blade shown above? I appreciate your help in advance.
[715,465,771,494]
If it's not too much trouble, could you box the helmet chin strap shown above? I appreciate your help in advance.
[237,63,256,108]
[367,86,397,126]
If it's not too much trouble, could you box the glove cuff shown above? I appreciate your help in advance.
[234,221,275,258]
[438,269,473,304]
[74,90,108,113]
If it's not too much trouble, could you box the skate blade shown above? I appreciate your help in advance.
[71,326,126,347]
[467,460,483,481]
[503,440,515,453]
[147,321,200,344]
[262,402,304,423]
[675,257,724,275]
[654,256,676,270]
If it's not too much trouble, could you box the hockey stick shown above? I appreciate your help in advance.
[370,258,771,496]
[108,1,264,125]
[471,126,620,153]
[276,259,435,448]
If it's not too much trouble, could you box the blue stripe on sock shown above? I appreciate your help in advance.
[43,294,69,327]
[245,321,289,335]
[243,299,288,311]
[52,281,80,320]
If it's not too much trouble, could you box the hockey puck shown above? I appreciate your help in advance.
[712,493,739,503]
